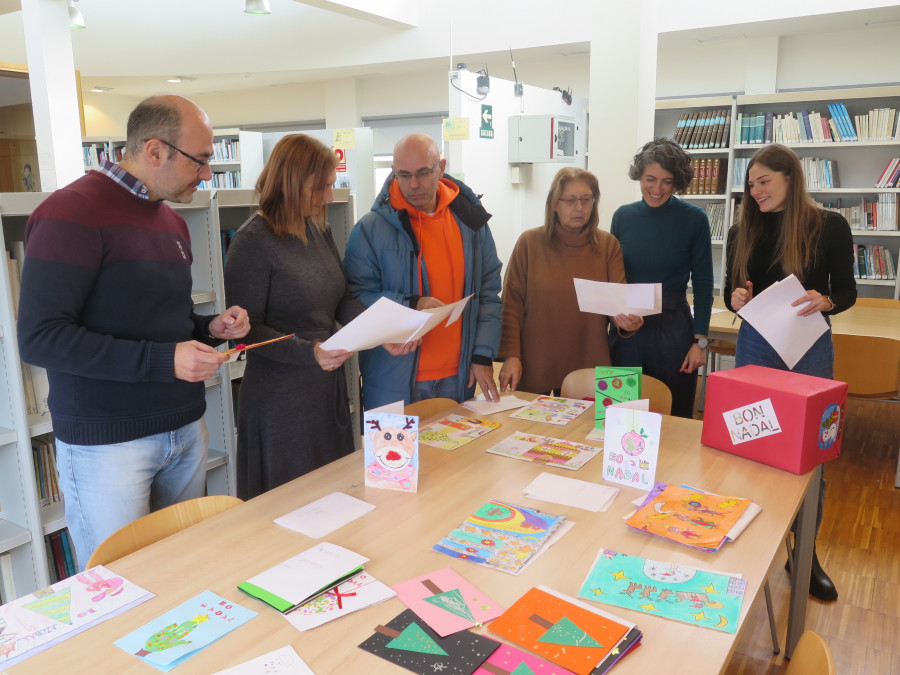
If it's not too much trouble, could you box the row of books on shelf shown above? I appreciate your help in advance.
[703,201,726,240]
[685,157,726,194]
[33,436,60,507]
[736,103,898,145]
[211,138,240,162]
[733,157,839,190]
[199,171,242,190]
[875,157,900,187]
[7,244,50,416]
[672,107,731,149]
[854,243,897,280]
[45,529,77,583]
[820,193,900,231]
[82,143,124,169]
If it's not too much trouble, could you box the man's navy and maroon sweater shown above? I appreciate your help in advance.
[17,170,218,445]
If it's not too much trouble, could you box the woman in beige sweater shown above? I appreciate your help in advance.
[498,168,642,394]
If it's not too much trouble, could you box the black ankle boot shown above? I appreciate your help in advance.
[785,548,838,602]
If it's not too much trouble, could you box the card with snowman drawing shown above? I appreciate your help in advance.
[602,400,661,491]
[363,411,419,492]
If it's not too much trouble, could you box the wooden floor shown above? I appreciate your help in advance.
[719,398,900,674]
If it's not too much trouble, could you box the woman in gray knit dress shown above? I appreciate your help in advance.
[225,134,411,499]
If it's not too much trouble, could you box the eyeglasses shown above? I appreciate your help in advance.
[152,138,211,173]
[558,196,595,208]
[394,160,440,183]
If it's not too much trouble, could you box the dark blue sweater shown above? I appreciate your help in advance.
[17,170,217,444]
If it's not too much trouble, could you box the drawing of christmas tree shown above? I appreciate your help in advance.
[134,614,209,657]
[385,621,448,656]
[23,587,72,625]
[510,663,537,675]
[423,588,476,622]
[537,616,603,648]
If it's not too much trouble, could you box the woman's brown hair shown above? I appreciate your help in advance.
[731,143,822,286]
[256,134,338,242]
[543,167,603,249]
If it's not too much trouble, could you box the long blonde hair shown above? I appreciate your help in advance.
[256,134,338,241]
[731,143,822,285]
[543,167,603,249]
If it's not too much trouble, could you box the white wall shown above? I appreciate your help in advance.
[447,71,588,268]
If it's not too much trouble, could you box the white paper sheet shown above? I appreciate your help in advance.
[524,472,620,512]
[212,646,314,675]
[274,493,376,539]
[407,294,473,341]
[737,274,829,369]
[574,278,662,317]
[462,393,532,415]
[367,400,404,414]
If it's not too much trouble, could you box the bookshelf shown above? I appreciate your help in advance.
[656,87,900,301]
[0,189,240,598]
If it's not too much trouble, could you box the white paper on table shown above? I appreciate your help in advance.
[274,492,376,539]
[726,501,763,541]
[462,393,532,415]
[737,274,829,369]
[321,297,427,351]
[407,294,473,341]
[367,400,404,414]
[524,472,619,512]
[212,646,314,675]
[574,278,662,317]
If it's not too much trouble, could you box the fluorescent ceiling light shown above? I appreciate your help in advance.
[68,0,85,30]
[167,76,196,84]
[244,0,271,14]
[90,86,114,93]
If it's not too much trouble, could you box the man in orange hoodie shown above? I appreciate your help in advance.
[344,134,502,408]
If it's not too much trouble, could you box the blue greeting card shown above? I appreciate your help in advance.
[114,590,257,671]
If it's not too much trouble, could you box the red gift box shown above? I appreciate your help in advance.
[701,365,847,474]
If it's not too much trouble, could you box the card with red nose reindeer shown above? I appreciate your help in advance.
[364,412,419,492]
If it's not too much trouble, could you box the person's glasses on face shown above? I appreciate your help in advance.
[558,195,595,208]
[394,160,440,183]
[151,138,211,174]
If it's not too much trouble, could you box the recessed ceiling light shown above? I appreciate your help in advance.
[167,76,196,84]
[68,0,85,29]
[89,86,114,93]
[244,0,270,14]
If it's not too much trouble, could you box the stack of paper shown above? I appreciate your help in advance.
[433,500,571,575]
[523,472,619,512]
[510,396,592,426]
[486,431,601,470]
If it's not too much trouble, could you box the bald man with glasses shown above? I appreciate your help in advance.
[344,133,502,409]
[17,94,249,569]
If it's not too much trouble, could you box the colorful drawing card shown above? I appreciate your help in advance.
[419,414,502,451]
[284,571,395,631]
[578,548,746,634]
[114,590,257,672]
[364,412,419,492]
[488,586,633,675]
[392,567,503,637]
[0,566,154,668]
[624,484,752,551]
[358,608,500,675]
[475,643,577,675]
[594,367,642,433]
[509,396,592,426]
[486,431,601,470]
[432,500,567,575]
[601,403,662,490]
[212,645,314,674]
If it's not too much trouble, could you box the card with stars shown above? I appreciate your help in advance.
[577,548,746,634]
[474,643,578,674]
[359,609,500,674]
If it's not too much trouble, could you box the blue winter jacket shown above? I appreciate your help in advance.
[344,174,502,408]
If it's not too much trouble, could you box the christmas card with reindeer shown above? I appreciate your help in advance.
[0,565,153,668]
[391,567,503,637]
[114,590,256,671]
[358,608,500,675]
[601,400,661,491]
[364,411,419,492]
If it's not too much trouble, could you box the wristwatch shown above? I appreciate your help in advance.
[823,295,835,312]
[693,337,710,350]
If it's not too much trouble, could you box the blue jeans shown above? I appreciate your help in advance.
[411,373,470,403]
[56,418,209,571]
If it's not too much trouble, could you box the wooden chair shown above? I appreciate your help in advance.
[404,397,458,420]
[86,495,243,568]
[559,369,673,416]
[853,297,900,309]
[784,630,836,675]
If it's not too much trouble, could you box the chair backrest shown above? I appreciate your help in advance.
[853,297,900,309]
[404,397,458,419]
[86,495,243,568]
[833,333,900,398]
[784,630,836,675]
[559,369,673,416]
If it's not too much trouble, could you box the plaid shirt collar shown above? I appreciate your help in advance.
[97,160,151,200]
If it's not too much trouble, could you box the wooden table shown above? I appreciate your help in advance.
[10,400,817,674]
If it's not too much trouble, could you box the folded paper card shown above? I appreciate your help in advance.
[701,364,847,474]
[578,548,746,633]
[358,608,500,675]
[0,566,153,668]
[115,590,256,672]
[392,567,503,637]
[474,643,578,675]
[486,431,601,470]
[364,411,419,492]
[419,414,502,451]
[284,570,395,632]
[574,278,662,317]
[602,401,661,490]
[211,646,313,674]
[510,396,592,426]
[274,492,375,538]
[592,367,642,436]
[238,543,368,613]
